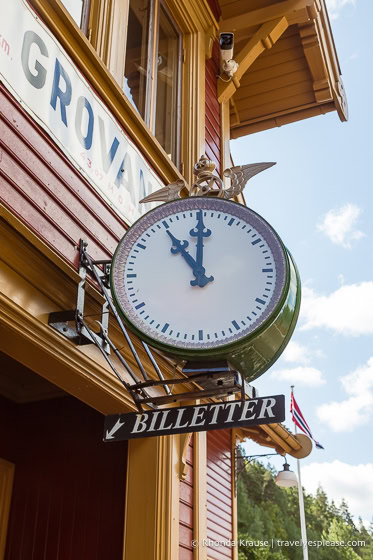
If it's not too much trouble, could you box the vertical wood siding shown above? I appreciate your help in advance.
[1,395,127,560]
[179,436,194,560]
[0,85,125,269]
[207,429,233,560]
[205,42,221,175]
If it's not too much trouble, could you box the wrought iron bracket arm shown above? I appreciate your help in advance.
[48,240,256,412]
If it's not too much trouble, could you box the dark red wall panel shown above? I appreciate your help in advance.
[207,429,233,560]
[0,395,127,560]
[205,42,221,175]
[179,436,194,559]
[0,84,125,268]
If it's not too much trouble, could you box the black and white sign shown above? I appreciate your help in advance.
[104,395,285,441]
[0,0,164,225]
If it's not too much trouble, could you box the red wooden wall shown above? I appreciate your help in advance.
[0,394,128,560]
[205,42,222,175]
[179,436,194,559]
[207,429,233,560]
[0,84,124,269]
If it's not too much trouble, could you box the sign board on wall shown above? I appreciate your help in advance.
[0,0,164,225]
[104,396,285,441]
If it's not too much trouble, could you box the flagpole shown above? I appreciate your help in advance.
[291,385,309,560]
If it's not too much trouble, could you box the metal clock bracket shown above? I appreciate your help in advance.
[48,240,255,412]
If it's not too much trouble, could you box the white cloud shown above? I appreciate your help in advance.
[301,461,373,524]
[325,0,357,20]
[272,366,326,387]
[317,203,365,248]
[344,52,359,63]
[317,357,373,432]
[301,282,373,336]
[282,341,311,365]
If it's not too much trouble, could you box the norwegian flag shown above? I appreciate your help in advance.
[290,393,324,450]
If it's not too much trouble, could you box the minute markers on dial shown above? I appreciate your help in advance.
[116,199,285,352]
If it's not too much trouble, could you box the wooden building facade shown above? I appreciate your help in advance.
[0,1,346,559]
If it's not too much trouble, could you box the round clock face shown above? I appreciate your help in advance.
[111,197,288,357]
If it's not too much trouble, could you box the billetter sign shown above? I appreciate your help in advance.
[0,0,164,225]
[104,395,285,441]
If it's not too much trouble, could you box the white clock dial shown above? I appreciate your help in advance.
[111,198,287,353]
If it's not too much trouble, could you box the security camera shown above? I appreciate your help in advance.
[219,33,238,77]
[220,32,234,62]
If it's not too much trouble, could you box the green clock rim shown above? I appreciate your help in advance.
[245,251,301,382]
[110,197,291,360]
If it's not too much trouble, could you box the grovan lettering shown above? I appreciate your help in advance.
[2,0,165,226]
[104,395,285,441]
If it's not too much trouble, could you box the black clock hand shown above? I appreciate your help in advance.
[189,210,214,286]
[166,230,197,269]
[166,230,213,288]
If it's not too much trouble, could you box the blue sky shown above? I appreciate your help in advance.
[232,0,373,525]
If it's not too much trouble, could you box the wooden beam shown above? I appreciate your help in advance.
[219,0,318,33]
[218,17,288,104]
[179,432,193,479]
[299,21,332,103]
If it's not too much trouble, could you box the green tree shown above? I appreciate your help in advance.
[237,450,373,560]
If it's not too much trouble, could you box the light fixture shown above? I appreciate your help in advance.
[275,461,298,488]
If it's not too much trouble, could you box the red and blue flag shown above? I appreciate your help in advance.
[290,393,324,450]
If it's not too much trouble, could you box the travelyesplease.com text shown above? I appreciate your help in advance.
[191,538,366,549]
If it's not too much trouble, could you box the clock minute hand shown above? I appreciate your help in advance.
[167,230,213,288]
[189,210,214,287]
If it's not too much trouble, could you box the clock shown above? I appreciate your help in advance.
[111,197,300,381]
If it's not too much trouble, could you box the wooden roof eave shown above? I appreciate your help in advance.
[235,422,311,459]
[218,0,348,137]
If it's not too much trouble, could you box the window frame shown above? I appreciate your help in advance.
[123,0,183,170]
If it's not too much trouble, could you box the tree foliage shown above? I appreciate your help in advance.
[237,452,373,559]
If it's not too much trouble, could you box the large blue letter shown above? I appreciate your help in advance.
[75,96,94,150]
[21,31,48,89]
[99,116,120,173]
[50,59,72,127]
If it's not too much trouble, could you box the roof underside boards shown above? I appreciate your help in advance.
[237,422,311,459]
[218,0,348,137]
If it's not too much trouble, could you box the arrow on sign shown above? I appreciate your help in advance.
[105,419,125,440]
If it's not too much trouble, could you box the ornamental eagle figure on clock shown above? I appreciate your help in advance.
[111,157,301,382]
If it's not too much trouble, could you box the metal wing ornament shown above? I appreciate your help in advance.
[222,162,276,199]
[139,156,275,204]
[139,179,187,204]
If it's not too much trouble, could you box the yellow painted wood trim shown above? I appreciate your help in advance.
[181,31,206,184]
[220,101,230,181]
[0,206,81,286]
[194,431,208,560]
[0,217,214,414]
[27,0,183,185]
[219,0,317,33]
[309,1,348,120]
[231,431,238,560]
[124,435,180,560]
[167,0,219,34]
[237,422,303,455]
[0,459,14,560]
[299,20,332,102]
[105,0,129,84]
[218,17,289,104]
[230,101,336,137]
[180,432,193,480]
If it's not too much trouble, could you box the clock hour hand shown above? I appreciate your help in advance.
[189,210,214,287]
[166,230,213,288]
